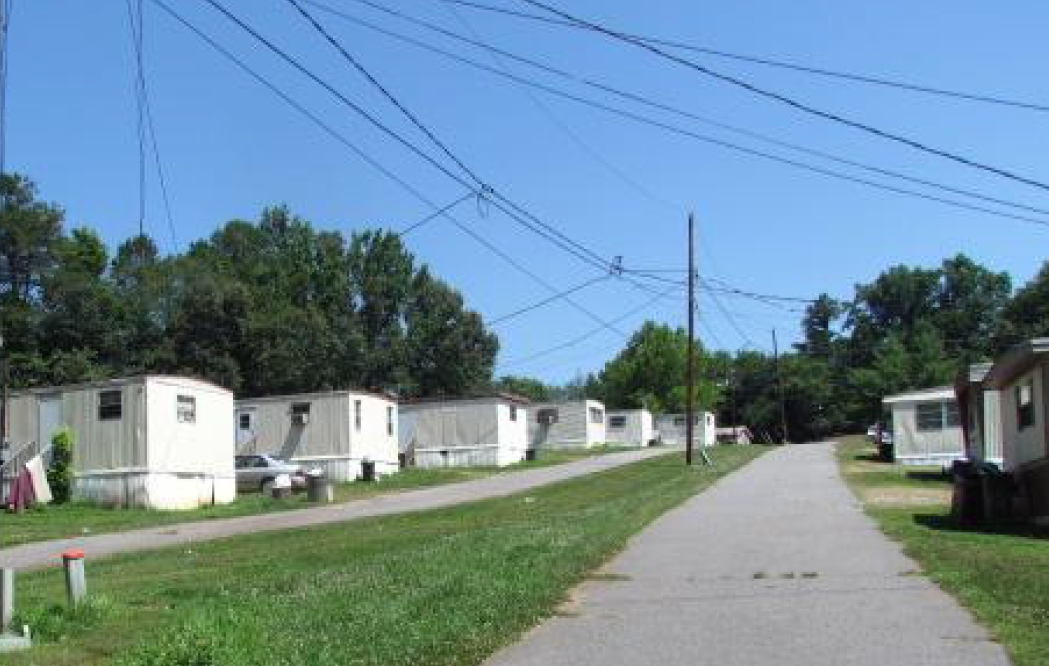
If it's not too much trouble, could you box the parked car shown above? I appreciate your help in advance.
[234,454,307,493]
[866,425,879,441]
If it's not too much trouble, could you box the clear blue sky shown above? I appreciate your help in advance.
[5,1,1048,383]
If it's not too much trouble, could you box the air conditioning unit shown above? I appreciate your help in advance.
[292,413,310,426]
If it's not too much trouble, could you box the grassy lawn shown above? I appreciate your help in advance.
[7,445,762,666]
[837,435,1049,666]
[1,446,635,549]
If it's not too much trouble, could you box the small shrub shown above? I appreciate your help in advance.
[47,427,75,504]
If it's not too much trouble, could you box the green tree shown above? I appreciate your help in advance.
[995,262,1049,351]
[492,375,551,402]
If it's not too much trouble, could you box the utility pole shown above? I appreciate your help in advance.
[686,213,694,466]
[729,363,738,443]
[685,214,711,466]
[0,0,8,178]
[772,328,789,444]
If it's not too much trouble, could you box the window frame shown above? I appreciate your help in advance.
[238,412,252,431]
[354,399,362,431]
[915,402,945,432]
[509,405,518,422]
[98,389,123,421]
[1017,379,1035,431]
[589,406,604,424]
[386,405,394,436]
[176,394,197,425]
[608,415,627,428]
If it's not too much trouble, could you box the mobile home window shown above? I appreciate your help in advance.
[589,407,604,424]
[387,406,394,436]
[291,403,311,416]
[98,390,122,421]
[943,402,960,428]
[177,395,197,424]
[509,405,518,422]
[354,400,362,431]
[916,403,944,431]
[609,415,627,428]
[238,412,252,430]
[1018,380,1035,430]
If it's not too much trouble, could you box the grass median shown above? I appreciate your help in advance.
[837,435,1049,666]
[8,445,762,666]
[1,446,632,549]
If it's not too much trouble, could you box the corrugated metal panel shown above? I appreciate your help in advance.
[890,400,964,465]
[527,401,604,449]
[145,377,234,477]
[235,393,350,459]
[399,400,526,467]
[606,410,652,447]
[64,381,147,472]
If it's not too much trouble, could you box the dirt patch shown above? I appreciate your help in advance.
[863,486,950,507]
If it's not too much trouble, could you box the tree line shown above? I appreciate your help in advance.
[0,174,498,397]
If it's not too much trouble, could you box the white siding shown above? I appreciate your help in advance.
[399,399,527,468]
[1001,367,1048,471]
[888,399,964,466]
[605,410,653,448]
[654,412,716,447]
[235,391,399,481]
[528,400,606,449]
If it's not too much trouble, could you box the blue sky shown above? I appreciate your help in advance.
[5,1,1048,383]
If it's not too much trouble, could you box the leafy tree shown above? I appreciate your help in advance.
[994,262,1049,351]
[492,375,551,402]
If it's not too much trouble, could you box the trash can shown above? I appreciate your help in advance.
[981,468,1014,525]
[525,449,537,462]
[306,470,332,503]
[361,460,376,482]
[950,460,983,527]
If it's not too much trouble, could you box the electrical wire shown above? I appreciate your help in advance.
[318,0,1049,219]
[487,274,609,326]
[126,0,147,238]
[302,2,1049,229]
[519,0,1049,194]
[425,0,1049,114]
[397,191,474,235]
[154,0,625,337]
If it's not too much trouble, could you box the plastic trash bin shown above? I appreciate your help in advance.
[950,460,983,527]
[361,460,376,482]
[981,468,1014,525]
[525,449,537,462]
[306,470,332,503]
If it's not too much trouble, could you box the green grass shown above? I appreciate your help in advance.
[1,446,631,549]
[7,445,763,666]
[837,435,1049,666]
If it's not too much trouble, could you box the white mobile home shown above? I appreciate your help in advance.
[7,376,234,510]
[399,394,529,467]
[982,338,1049,524]
[654,412,716,447]
[955,363,1004,466]
[235,390,399,481]
[605,409,653,448]
[882,387,964,466]
[528,399,606,450]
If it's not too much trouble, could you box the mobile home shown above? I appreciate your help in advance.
[654,412,717,447]
[235,390,399,481]
[528,399,606,450]
[399,394,529,467]
[605,409,653,448]
[982,338,1049,524]
[6,376,234,510]
[882,387,964,466]
[955,363,1004,466]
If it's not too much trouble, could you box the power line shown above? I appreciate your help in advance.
[498,284,675,369]
[426,0,1049,114]
[304,2,1049,229]
[278,0,632,276]
[153,0,625,338]
[487,274,608,326]
[518,0,1049,194]
[397,191,474,236]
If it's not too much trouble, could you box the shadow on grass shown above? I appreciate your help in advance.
[913,513,1049,540]
[906,470,951,484]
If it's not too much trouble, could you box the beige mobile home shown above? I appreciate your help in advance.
[528,399,606,450]
[6,376,234,510]
[982,338,1049,524]
[399,394,529,467]
[882,387,964,466]
[235,390,398,481]
[956,363,1004,466]
[605,409,653,448]
[654,412,716,447]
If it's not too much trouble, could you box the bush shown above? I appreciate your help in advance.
[47,427,74,504]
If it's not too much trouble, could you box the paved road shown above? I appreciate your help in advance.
[0,448,672,571]
[484,442,1012,666]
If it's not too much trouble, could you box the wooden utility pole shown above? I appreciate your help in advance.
[685,214,711,466]
[686,213,694,466]
[0,0,7,177]
[772,328,789,444]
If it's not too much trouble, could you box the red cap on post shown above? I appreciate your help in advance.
[61,549,85,560]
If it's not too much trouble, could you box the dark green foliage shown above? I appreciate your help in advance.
[47,427,74,503]
[1,173,497,398]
